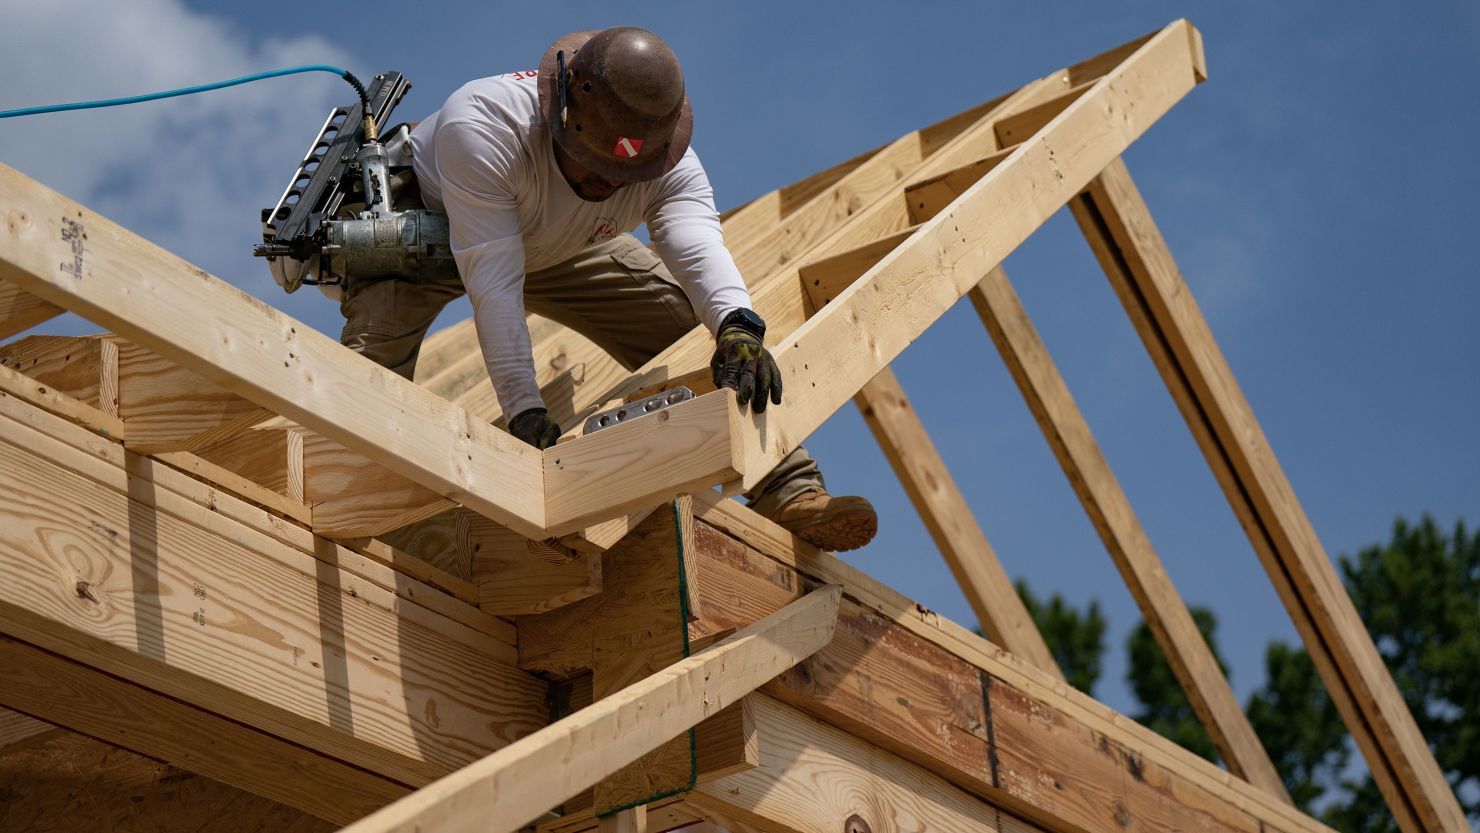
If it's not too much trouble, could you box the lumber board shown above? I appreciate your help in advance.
[1072,158,1463,832]
[0,708,59,754]
[691,694,1042,833]
[688,491,1337,833]
[991,82,1093,147]
[0,333,117,414]
[739,21,1206,490]
[375,507,473,580]
[0,333,274,453]
[516,508,754,812]
[851,368,1063,678]
[336,586,841,833]
[0,354,125,438]
[542,389,749,536]
[0,390,515,652]
[904,146,1016,225]
[0,726,338,833]
[544,50,1089,434]
[302,430,457,538]
[194,424,304,502]
[969,266,1287,798]
[0,276,63,339]
[0,167,549,538]
[470,513,603,615]
[0,635,405,824]
[553,674,756,818]
[107,335,275,454]
[0,406,547,786]
[588,508,700,814]
[348,535,481,605]
[798,225,920,311]
[721,140,891,257]
[729,134,927,281]
[541,798,699,833]
[153,447,312,524]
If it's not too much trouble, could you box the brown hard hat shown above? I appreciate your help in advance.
[538,27,693,182]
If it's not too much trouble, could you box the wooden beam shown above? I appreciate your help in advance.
[688,491,1336,833]
[991,82,1093,147]
[851,368,1063,678]
[1071,157,1464,832]
[0,334,279,453]
[0,635,406,824]
[516,506,752,813]
[0,399,548,788]
[737,21,1205,490]
[691,694,1041,833]
[152,447,312,525]
[0,708,59,754]
[542,389,750,537]
[0,725,338,832]
[193,424,305,503]
[0,388,515,653]
[0,165,548,537]
[107,336,275,454]
[797,225,920,311]
[0,349,125,438]
[336,585,841,833]
[0,277,63,339]
[904,146,1015,226]
[0,333,117,415]
[302,430,457,538]
[470,513,602,615]
[968,265,1288,800]
[375,508,474,581]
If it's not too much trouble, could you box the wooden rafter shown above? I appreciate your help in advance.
[0,19,1447,833]
[0,167,747,540]
[741,21,1204,488]
[969,264,1288,799]
[1071,157,1465,833]
[852,368,1063,677]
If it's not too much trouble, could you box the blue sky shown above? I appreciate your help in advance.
[3,0,1476,763]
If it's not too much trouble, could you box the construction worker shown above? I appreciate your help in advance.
[329,27,876,551]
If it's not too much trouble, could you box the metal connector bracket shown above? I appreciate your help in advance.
[583,387,695,435]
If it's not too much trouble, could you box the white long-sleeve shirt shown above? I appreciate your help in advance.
[410,71,752,420]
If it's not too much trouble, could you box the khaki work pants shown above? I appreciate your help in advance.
[339,234,825,517]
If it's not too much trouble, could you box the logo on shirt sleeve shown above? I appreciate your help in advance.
[614,137,643,158]
[587,217,618,245]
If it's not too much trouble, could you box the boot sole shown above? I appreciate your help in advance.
[785,508,878,553]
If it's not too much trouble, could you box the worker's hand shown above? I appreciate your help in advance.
[711,313,783,413]
[509,408,563,449]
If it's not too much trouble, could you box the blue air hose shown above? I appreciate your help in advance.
[0,65,370,122]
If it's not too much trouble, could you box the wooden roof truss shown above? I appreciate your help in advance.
[0,19,1464,833]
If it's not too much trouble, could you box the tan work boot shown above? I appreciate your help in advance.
[771,490,877,552]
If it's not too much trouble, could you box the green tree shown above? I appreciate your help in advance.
[1013,579,1106,696]
[1244,641,1348,812]
[1339,515,1480,819]
[1125,607,1225,762]
[1128,515,1480,831]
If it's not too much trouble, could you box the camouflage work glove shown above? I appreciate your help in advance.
[710,309,783,413]
[509,407,563,450]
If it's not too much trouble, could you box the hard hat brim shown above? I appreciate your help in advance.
[537,30,694,183]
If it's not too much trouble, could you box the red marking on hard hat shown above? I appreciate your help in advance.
[614,137,643,158]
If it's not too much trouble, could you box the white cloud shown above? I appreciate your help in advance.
[0,0,361,332]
